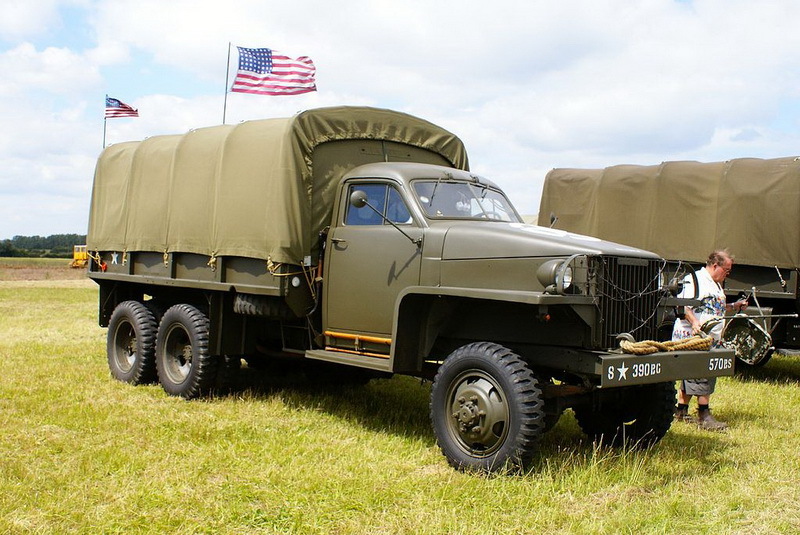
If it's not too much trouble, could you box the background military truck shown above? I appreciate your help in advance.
[87,106,733,472]
[539,157,800,367]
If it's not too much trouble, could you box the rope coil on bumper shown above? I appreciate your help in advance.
[620,335,712,355]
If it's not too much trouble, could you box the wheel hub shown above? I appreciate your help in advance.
[125,338,137,362]
[180,344,193,365]
[447,373,509,454]
[454,396,486,435]
[113,324,137,371]
[163,324,193,382]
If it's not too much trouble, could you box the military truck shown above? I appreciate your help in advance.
[539,157,800,367]
[87,106,734,472]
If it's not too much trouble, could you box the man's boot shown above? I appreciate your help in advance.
[674,405,692,423]
[697,408,728,431]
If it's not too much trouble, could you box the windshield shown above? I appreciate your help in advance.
[413,180,521,222]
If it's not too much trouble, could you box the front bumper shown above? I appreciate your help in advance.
[598,348,735,388]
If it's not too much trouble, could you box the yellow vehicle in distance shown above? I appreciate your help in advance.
[70,245,88,268]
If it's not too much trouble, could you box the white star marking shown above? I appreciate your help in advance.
[617,362,629,380]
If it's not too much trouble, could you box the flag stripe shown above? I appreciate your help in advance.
[231,47,317,96]
[105,110,139,117]
[234,72,316,83]
[105,97,139,118]
[233,87,317,96]
[233,77,316,89]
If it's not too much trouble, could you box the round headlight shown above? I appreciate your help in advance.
[536,259,562,289]
[559,265,573,291]
[536,256,580,294]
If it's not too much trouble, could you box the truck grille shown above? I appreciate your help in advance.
[592,256,664,348]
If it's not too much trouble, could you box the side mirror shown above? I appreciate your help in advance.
[349,190,368,208]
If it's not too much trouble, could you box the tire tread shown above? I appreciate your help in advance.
[156,304,217,399]
[430,342,544,472]
[107,300,158,385]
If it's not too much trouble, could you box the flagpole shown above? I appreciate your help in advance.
[103,94,108,148]
[223,42,232,124]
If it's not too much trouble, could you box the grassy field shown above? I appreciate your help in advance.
[0,257,87,282]
[1,260,800,533]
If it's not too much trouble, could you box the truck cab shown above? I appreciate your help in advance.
[323,163,518,338]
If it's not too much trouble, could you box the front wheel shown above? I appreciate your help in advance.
[430,342,544,472]
[573,381,675,448]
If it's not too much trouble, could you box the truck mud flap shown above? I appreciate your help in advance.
[599,348,735,388]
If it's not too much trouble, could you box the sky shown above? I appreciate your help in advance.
[1,0,799,239]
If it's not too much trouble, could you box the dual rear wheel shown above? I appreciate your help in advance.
[107,301,157,385]
[107,301,237,399]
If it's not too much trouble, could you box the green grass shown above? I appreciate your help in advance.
[2,282,800,533]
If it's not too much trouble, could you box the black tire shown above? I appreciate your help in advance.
[537,376,563,433]
[107,300,158,385]
[155,304,217,399]
[430,342,544,472]
[233,293,294,318]
[573,381,675,448]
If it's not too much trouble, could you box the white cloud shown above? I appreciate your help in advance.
[0,43,101,96]
[0,0,63,40]
[85,40,130,67]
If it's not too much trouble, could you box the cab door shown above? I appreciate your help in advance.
[324,182,422,341]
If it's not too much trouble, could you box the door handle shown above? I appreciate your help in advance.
[331,238,347,244]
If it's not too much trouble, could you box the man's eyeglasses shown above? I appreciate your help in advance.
[716,264,731,275]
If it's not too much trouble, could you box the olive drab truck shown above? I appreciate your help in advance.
[87,106,734,472]
[539,157,800,369]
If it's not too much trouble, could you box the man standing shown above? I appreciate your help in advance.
[673,250,747,430]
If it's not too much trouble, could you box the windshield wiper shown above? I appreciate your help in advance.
[429,172,454,205]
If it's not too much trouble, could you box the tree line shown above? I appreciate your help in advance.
[0,234,87,258]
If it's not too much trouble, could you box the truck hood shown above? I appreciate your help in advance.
[440,222,660,260]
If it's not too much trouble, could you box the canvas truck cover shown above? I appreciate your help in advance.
[88,106,469,265]
[539,157,800,269]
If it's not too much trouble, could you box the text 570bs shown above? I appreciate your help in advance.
[708,357,734,371]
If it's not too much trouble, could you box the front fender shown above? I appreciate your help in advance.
[389,286,590,374]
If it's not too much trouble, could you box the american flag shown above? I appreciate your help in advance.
[105,97,139,118]
[231,47,316,96]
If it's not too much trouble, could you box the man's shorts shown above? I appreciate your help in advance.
[682,377,717,396]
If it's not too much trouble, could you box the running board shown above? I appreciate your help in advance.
[304,349,392,373]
